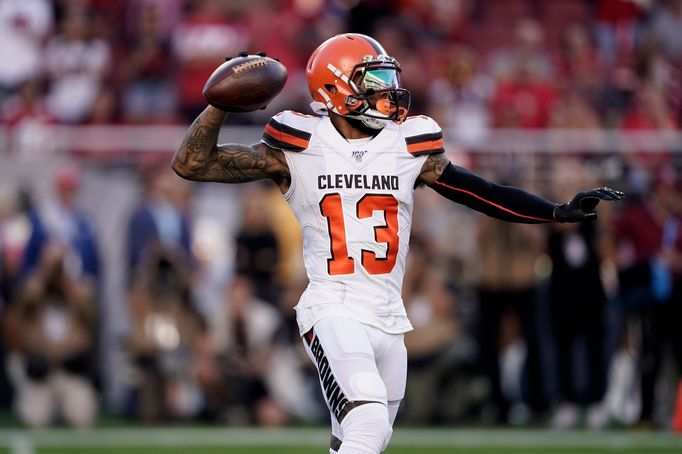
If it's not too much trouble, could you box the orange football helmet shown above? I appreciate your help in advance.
[306,33,410,128]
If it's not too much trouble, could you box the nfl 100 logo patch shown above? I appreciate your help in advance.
[351,150,367,162]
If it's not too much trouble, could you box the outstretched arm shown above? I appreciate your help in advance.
[418,154,623,223]
[172,106,290,192]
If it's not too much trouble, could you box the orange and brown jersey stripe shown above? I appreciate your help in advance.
[262,118,311,152]
[405,131,444,156]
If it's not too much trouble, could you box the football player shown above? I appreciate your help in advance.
[172,34,623,454]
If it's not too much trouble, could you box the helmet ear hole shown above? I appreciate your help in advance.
[324,84,338,95]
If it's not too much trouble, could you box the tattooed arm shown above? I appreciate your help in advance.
[417,153,450,185]
[171,106,291,193]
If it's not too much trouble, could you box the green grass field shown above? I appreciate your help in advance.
[0,428,680,454]
[13,448,682,454]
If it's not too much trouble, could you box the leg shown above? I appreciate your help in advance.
[375,333,407,426]
[55,370,97,428]
[15,377,54,428]
[339,403,391,454]
[671,284,682,375]
[476,289,505,420]
[302,317,392,454]
[585,303,607,404]
[330,416,342,454]
[550,294,576,403]
[517,288,546,414]
[639,303,663,423]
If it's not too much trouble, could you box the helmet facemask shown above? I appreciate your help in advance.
[345,58,410,129]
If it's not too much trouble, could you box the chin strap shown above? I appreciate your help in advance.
[312,101,388,130]
[359,113,388,129]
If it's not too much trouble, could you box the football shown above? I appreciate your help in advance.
[202,52,287,112]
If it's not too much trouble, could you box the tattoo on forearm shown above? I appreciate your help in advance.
[173,108,290,189]
[433,156,448,177]
[178,125,211,164]
[219,146,268,182]
[186,125,211,152]
[176,109,225,165]
[419,154,449,185]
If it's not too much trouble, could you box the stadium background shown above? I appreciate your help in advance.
[1,0,682,452]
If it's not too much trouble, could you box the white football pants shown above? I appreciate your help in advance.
[302,317,407,453]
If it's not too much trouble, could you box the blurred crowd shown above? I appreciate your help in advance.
[0,0,681,131]
[0,0,682,433]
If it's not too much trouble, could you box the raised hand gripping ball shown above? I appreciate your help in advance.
[202,52,287,112]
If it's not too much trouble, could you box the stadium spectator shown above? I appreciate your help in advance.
[546,83,604,157]
[0,185,31,306]
[20,165,100,283]
[487,18,554,83]
[1,76,46,124]
[648,0,682,60]
[209,275,313,425]
[124,0,183,40]
[120,0,178,124]
[621,83,677,173]
[557,23,605,104]
[491,64,557,128]
[622,83,677,131]
[0,0,53,102]
[243,0,319,75]
[345,0,399,38]
[547,160,609,430]
[549,86,603,130]
[489,20,557,129]
[429,45,493,147]
[234,186,281,305]
[8,242,98,428]
[171,0,251,122]
[402,234,478,424]
[636,35,677,94]
[265,185,306,289]
[43,6,112,124]
[398,0,472,44]
[475,190,547,423]
[612,165,682,428]
[0,184,31,410]
[594,0,646,65]
[0,78,56,158]
[127,168,192,274]
[125,246,209,421]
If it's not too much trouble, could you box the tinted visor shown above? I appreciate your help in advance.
[357,68,401,91]
[349,64,410,122]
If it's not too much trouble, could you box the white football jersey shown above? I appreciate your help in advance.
[261,111,444,335]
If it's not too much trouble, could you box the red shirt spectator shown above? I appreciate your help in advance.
[44,9,112,124]
[615,168,682,271]
[1,79,56,158]
[557,23,605,93]
[621,84,676,169]
[597,0,644,25]
[171,0,250,121]
[492,70,557,128]
[615,203,680,265]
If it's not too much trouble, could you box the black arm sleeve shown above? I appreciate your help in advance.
[429,163,557,224]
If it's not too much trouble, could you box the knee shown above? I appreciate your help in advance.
[59,375,97,428]
[340,402,392,453]
[16,382,53,428]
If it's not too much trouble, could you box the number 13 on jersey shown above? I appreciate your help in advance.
[319,193,399,276]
